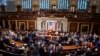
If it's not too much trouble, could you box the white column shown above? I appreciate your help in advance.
[46,22,48,30]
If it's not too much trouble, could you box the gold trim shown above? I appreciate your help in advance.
[18,22,26,30]
[68,22,70,32]
[27,21,29,30]
[77,23,79,32]
[80,24,89,33]
[90,23,94,33]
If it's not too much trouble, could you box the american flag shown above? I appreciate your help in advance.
[48,22,56,31]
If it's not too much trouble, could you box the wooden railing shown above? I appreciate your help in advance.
[0,12,100,20]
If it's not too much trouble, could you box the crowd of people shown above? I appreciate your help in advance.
[0,28,100,56]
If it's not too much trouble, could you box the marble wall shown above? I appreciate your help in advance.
[37,17,68,32]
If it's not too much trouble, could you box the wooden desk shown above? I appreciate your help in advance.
[62,45,81,50]
[10,40,24,47]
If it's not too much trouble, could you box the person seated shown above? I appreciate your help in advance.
[96,41,100,49]
[0,38,6,50]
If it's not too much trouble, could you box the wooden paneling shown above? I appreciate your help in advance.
[79,23,91,33]
[17,21,27,30]
[9,20,36,30]
[28,21,35,30]
[69,23,77,32]
[69,22,93,33]
[93,24,100,35]
[10,21,16,30]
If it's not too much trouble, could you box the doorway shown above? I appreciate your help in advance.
[93,24,100,35]
[18,22,26,30]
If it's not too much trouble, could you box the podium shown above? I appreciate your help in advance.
[45,31,59,41]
